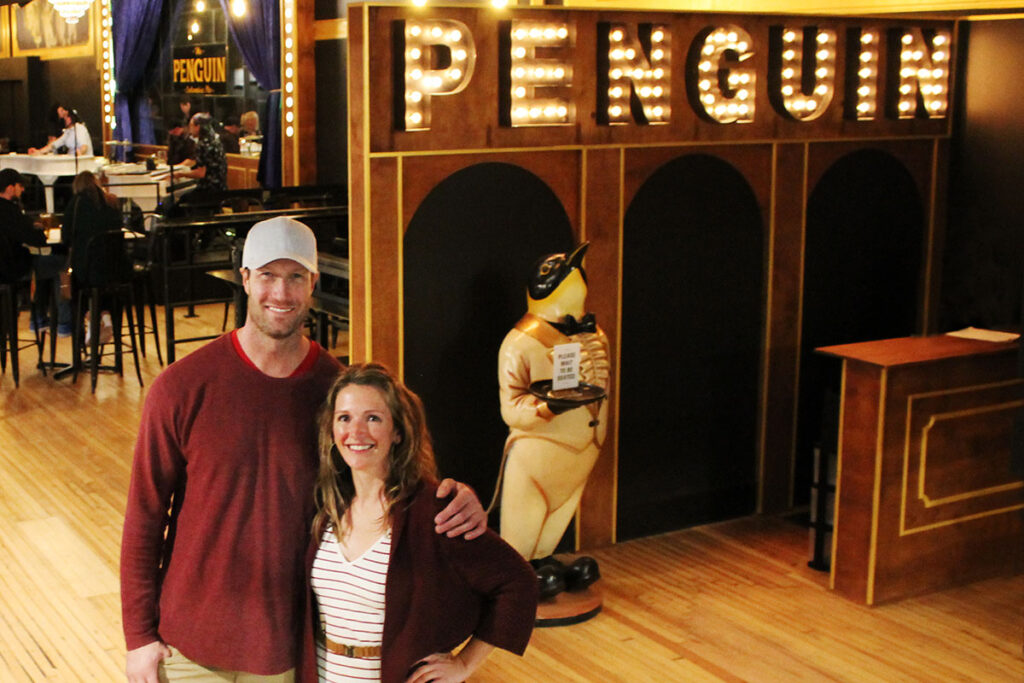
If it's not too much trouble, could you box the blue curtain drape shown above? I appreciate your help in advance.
[218,0,281,188]
[112,0,164,156]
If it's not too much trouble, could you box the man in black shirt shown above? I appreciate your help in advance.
[0,168,46,285]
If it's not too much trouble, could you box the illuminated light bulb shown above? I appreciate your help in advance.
[285,52,293,64]
[632,68,643,79]
[727,31,737,42]
[611,49,624,60]
[737,90,749,100]
[899,101,911,111]
[859,67,871,79]
[817,50,830,60]
[699,80,711,91]
[610,105,622,116]
[412,0,426,6]
[913,50,923,60]
[625,48,636,59]
[492,0,508,8]
[514,28,527,40]
[231,0,245,18]
[455,49,467,61]
[640,86,651,97]
[782,68,794,79]
[285,111,294,123]
[544,28,556,40]
[901,50,912,60]
[431,26,442,38]
[514,107,527,118]
[931,100,942,110]
[860,52,872,62]
[917,68,930,79]
[529,107,541,118]
[284,6,293,19]
[612,68,622,78]
[816,68,828,78]
[286,125,294,137]
[409,112,422,124]
[858,86,870,96]
[653,68,664,79]
[715,104,726,115]
[534,67,544,78]
[807,99,817,110]
[652,30,664,42]
[611,30,623,41]
[652,106,663,116]
[513,47,526,58]
[450,68,462,80]
[902,34,913,45]
[703,94,715,105]
[284,22,293,33]
[286,96,294,107]
[611,86,623,97]
[410,69,423,80]
[783,31,796,42]
[285,82,294,93]
[196,0,205,10]
[557,27,568,39]
[409,48,421,59]
[449,30,461,41]
[727,103,738,114]
[515,86,526,98]
[817,32,829,44]
[900,84,912,94]
[858,102,870,112]
[862,33,873,44]
[653,49,664,60]
[815,84,828,95]
[781,84,793,96]
[190,21,200,34]
[703,44,715,56]
[286,37,294,49]
[653,86,662,96]
[409,26,421,36]
[934,51,946,61]
[793,99,805,111]
[285,66,294,78]
[557,106,568,116]
[514,67,525,78]
[554,67,565,79]
[934,69,945,77]
[783,50,795,60]
[529,27,540,39]
[544,106,556,117]
[738,104,749,115]
[934,85,944,93]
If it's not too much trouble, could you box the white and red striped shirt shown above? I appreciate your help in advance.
[311,526,391,682]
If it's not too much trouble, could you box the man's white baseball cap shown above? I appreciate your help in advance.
[242,216,319,274]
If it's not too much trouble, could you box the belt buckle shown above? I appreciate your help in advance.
[342,644,355,658]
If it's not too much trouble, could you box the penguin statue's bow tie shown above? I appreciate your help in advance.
[551,313,597,336]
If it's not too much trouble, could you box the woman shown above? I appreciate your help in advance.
[62,170,124,343]
[300,363,537,683]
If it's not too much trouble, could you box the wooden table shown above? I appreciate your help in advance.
[818,334,1024,604]
[0,153,104,213]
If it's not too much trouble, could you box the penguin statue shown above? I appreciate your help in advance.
[495,242,610,612]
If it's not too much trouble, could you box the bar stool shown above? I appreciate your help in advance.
[0,278,45,387]
[126,228,164,366]
[71,230,143,393]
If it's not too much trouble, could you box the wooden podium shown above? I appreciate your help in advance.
[817,334,1024,605]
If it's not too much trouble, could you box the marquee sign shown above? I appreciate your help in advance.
[352,6,956,151]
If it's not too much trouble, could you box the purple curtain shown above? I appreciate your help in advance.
[112,0,164,155]
[218,0,281,188]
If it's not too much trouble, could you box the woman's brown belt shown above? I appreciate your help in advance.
[320,634,382,659]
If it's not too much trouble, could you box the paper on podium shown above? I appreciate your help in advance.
[945,327,1020,343]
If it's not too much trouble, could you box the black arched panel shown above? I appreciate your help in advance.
[795,149,924,505]
[618,154,763,541]
[404,163,574,507]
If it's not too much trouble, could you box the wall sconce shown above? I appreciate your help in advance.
[400,20,477,131]
[688,25,755,125]
[771,26,835,122]
[508,21,573,127]
[893,28,950,119]
[602,23,670,126]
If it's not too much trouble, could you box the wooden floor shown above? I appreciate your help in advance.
[1,305,1022,681]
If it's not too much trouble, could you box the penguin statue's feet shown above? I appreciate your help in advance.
[563,556,600,592]
[530,556,567,600]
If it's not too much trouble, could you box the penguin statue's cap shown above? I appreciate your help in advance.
[527,242,589,302]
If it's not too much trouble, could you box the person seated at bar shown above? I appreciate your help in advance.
[218,115,241,154]
[166,96,197,166]
[180,113,228,193]
[240,110,260,137]
[29,109,93,157]
[0,168,71,333]
[298,363,537,683]
[62,170,124,344]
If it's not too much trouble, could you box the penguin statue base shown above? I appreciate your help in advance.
[535,585,602,627]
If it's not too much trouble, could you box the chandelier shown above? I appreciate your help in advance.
[48,0,94,25]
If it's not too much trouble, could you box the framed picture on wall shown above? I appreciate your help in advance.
[0,7,11,59]
[11,1,93,60]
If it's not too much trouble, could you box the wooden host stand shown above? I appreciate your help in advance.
[818,334,1024,605]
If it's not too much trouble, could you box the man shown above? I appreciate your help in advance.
[219,115,242,154]
[29,109,93,157]
[121,217,487,682]
[180,112,228,193]
[0,168,46,284]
